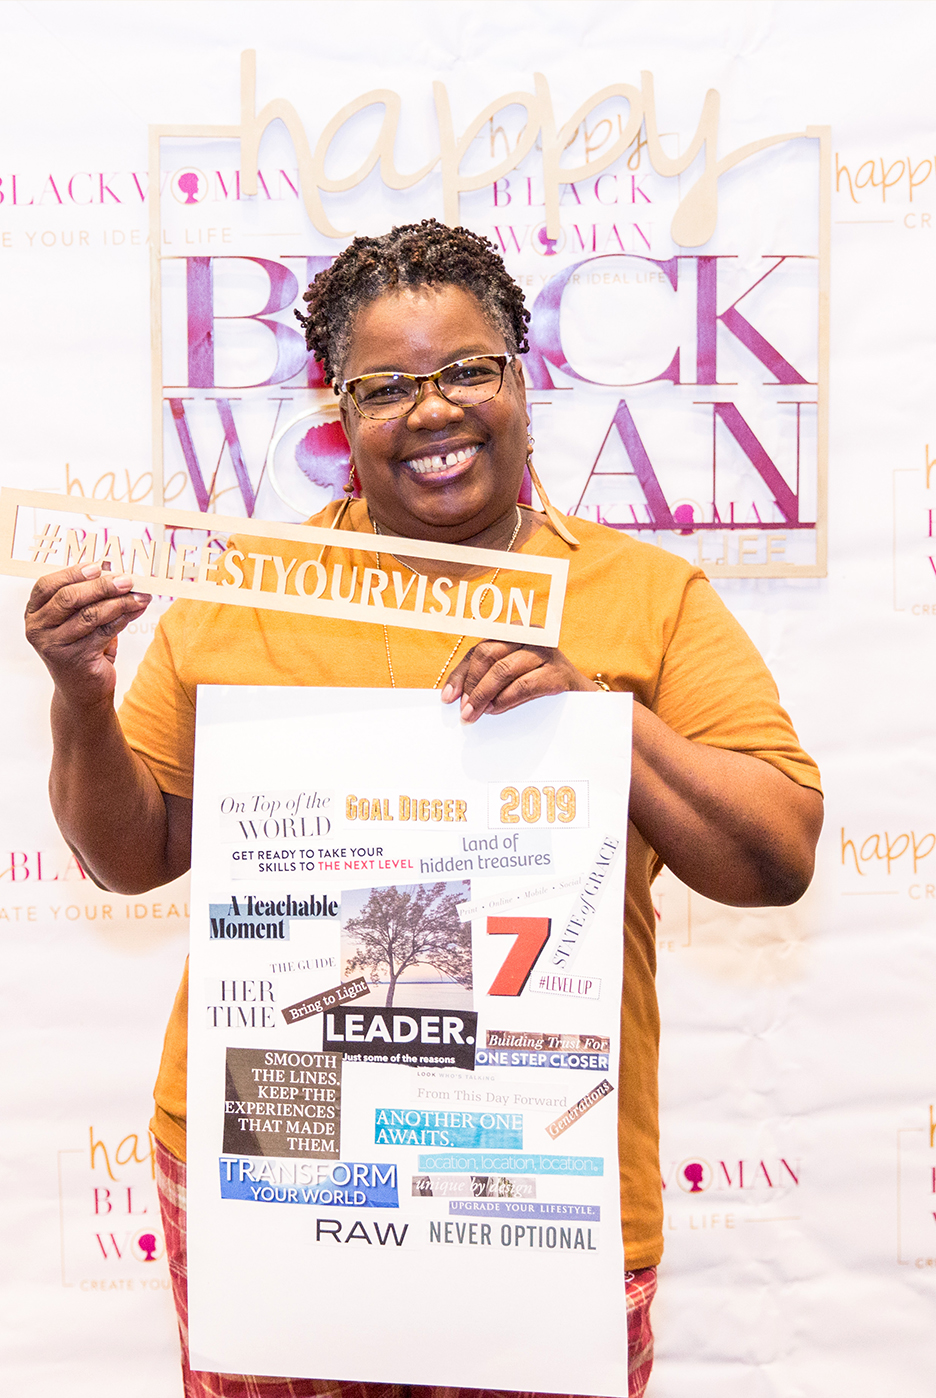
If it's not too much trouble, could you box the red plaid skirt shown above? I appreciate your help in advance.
[156,1142,655,1398]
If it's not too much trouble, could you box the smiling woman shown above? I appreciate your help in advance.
[336,282,530,544]
[24,217,822,1398]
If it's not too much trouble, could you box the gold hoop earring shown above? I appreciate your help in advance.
[523,436,580,550]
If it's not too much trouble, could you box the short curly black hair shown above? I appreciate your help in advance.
[295,218,531,385]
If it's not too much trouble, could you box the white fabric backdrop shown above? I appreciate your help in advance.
[0,3,934,1394]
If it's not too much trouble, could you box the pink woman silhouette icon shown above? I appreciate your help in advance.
[682,1161,705,1193]
[138,1232,158,1261]
[535,226,560,256]
[177,172,200,205]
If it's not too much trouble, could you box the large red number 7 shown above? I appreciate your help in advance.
[486,916,551,996]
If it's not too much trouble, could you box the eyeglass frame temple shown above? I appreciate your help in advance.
[336,353,517,414]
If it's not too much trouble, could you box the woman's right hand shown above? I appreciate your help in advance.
[24,562,151,708]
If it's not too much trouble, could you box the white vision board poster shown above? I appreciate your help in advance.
[186,687,632,1394]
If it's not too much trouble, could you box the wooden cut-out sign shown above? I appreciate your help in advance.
[0,489,568,647]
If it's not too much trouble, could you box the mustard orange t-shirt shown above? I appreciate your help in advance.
[118,499,821,1270]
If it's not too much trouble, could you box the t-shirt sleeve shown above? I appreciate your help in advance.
[117,606,197,799]
[651,574,822,794]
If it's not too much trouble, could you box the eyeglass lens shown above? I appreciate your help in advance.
[353,356,506,419]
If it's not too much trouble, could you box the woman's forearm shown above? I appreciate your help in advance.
[49,690,191,894]
[25,563,190,893]
[630,701,823,907]
[443,641,822,907]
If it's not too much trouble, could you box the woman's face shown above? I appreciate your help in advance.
[338,284,528,543]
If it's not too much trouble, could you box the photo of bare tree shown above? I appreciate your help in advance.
[340,881,472,1009]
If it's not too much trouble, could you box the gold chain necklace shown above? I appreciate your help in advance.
[372,507,523,689]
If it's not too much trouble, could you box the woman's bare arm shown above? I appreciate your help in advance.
[26,562,192,894]
[628,701,821,906]
[442,641,823,908]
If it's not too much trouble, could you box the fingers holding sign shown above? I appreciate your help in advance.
[25,563,151,707]
[441,641,598,722]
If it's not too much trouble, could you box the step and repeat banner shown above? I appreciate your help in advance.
[0,1,933,1394]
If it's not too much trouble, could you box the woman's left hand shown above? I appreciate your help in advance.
[441,642,597,722]
[441,640,823,906]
